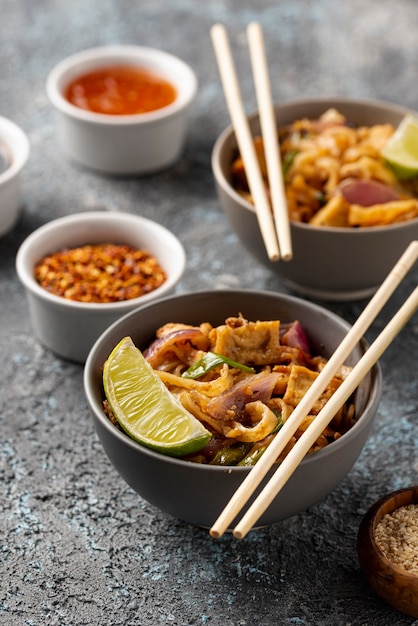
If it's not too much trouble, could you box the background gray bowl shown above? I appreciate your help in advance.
[84,289,382,529]
[212,97,418,301]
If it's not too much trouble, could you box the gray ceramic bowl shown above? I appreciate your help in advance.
[212,97,418,301]
[84,289,382,529]
[16,211,185,363]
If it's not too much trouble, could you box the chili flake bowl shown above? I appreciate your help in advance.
[84,289,382,530]
[15,211,186,363]
[357,486,418,619]
[212,96,418,301]
[0,115,30,236]
[46,45,198,174]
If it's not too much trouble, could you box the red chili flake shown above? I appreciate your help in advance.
[34,243,167,303]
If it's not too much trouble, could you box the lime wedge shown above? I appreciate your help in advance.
[382,114,418,179]
[103,336,211,457]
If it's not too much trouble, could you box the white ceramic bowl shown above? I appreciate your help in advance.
[84,289,382,529]
[0,116,30,236]
[16,211,186,362]
[212,97,418,301]
[46,45,198,174]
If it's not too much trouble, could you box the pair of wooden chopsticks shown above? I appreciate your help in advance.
[210,240,418,539]
[211,23,292,262]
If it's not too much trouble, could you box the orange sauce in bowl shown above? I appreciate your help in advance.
[64,65,177,115]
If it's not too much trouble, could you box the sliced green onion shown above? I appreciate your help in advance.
[182,351,256,379]
[238,447,266,466]
[282,149,298,177]
[210,442,252,466]
[314,190,327,204]
[271,412,284,433]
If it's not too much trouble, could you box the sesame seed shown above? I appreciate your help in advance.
[375,504,418,574]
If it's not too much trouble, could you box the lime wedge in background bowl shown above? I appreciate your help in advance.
[382,114,418,179]
[103,336,211,457]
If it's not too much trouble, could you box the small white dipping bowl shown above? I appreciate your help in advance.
[16,211,186,363]
[46,45,198,175]
[0,116,30,236]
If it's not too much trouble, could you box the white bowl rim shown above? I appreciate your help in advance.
[212,95,418,233]
[0,115,30,184]
[15,210,186,311]
[46,44,198,126]
[84,287,382,473]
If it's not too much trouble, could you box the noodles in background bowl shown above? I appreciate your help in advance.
[231,108,418,227]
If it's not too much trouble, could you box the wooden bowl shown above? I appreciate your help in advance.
[357,486,418,618]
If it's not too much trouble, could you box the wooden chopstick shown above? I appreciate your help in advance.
[233,284,418,538]
[210,23,281,262]
[247,22,292,261]
[209,240,418,538]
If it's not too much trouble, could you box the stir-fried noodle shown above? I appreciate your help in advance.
[105,315,356,466]
[231,108,418,227]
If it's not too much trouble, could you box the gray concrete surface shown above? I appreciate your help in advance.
[1,1,417,624]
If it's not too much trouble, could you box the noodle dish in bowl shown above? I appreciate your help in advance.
[84,289,382,530]
[212,97,418,301]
